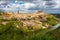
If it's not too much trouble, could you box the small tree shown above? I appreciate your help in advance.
[17,10,19,14]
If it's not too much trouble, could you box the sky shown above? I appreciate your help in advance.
[0,0,60,14]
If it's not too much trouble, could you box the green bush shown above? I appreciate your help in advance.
[0,22,12,33]
[46,15,58,26]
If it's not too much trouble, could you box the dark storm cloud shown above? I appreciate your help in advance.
[0,0,34,1]
[0,0,36,2]
[45,1,56,7]
[0,0,13,1]
[43,0,52,1]
[17,0,34,2]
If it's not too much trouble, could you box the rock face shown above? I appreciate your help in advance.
[0,11,59,32]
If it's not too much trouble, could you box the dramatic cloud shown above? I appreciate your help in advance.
[1,1,36,12]
[53,0,60,8]
[0,0,60,13]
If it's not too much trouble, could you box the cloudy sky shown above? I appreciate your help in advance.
[0,0,60,14]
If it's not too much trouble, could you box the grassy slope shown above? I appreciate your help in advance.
[0,14,60,40]
[0,26,60,40]
[50,27,60,40]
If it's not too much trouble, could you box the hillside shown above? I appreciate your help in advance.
[0,11,60,40]
[0,11,59,32]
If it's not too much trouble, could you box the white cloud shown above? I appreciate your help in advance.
[0,1,4,4]
[53,0,60,8]
[34,0,60,8]
[2,2,36,12]
[23,3,35,9]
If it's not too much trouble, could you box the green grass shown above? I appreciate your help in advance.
[0,14,60,40]
[46,15,59,26]
[0,21,60,40]
[0,27,60,40]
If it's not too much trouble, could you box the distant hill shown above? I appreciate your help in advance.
[52,14,60,18]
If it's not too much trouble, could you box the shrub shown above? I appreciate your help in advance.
[0,22,13,33]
